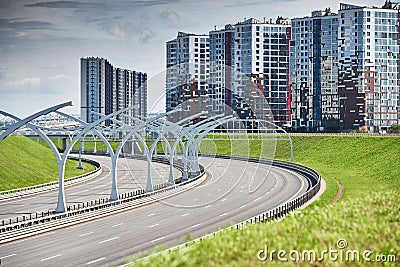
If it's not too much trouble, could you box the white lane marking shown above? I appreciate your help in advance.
[239,205,246,209]
[99,236,119,244]
[147,213,156,217]
[254,196,262,202]
[219,213,228,217]
[112,223,123,228]
[181,213,190,217]
[79,232,93,237]
[240,190,243,193]
[192,198,198,202]
[221,198,226,202]
[86,257,105,265]
[150,236,165,243]
[76,197,83,200]
[149,224,159,228]
[204,205,211,209]
[0,254,16,259]
[191,223,201,228]
[41,254,62,262]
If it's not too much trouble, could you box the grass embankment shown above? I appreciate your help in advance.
[0,136,95,191]
[134,136,400,266]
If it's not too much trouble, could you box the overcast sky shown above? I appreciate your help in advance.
[0,0,381,117]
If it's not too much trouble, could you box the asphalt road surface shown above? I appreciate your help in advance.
[0,155,310,266]
[0,155,181,221]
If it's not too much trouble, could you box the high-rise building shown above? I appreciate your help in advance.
[166,32,210,121]
[209,24,235,116]
[81,57,147,125]
[338,1,400,131]
[290,9,339,131]
[167,18,291,125]
[240,17,291,125]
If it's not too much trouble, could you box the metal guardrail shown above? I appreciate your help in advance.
[126,155,321,266]
[0,157,101,198]
[0,157,205,242]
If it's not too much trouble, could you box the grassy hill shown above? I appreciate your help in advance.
[134,136,400,266]
[0,136,95,191]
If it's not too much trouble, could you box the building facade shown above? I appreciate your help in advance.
[81,57,147,125]
[338,1,400,131]
[167,18,291,125]
[166,32,210,121]
[290,9,339,131]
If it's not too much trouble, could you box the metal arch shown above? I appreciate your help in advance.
[0,111,63,164]
[254,119,294,163]
[55,111,124,201]
[0,101,72,141]
[55,106,136,212]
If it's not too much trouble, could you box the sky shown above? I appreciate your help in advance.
[0,0,382,117]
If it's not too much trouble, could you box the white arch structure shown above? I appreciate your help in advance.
[0,102,293,214]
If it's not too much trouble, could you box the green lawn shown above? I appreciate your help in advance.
[134,136,400,266]
[0,136,95,191]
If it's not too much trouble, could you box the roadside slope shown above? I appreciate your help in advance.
[0,136,94,191]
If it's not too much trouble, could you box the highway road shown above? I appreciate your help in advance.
[0,155,181,221]
[0,155,310,266]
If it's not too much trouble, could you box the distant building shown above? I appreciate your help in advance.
[80,57,147,125]
[290,9,339,131]
[165,32,210,121]
[338,1,400,131]
[167,18,291,125]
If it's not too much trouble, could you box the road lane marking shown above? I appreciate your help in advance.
[99,236,119,244]
[204,205,211,209]
[254,196,262,202]
[41,254,62,261]
[149,224,159,228]
[0,254,16,259]
[86,257,105,265]
[239,205,246,209]
[150,236,165,243]
[181,213,190,217]
[147,213,156,217]
[112,223,123,228]
[192,198,198,202]
[79,232,93,237]
[191,223,201,228]
[219,213,228,217]
[221,198,226,202]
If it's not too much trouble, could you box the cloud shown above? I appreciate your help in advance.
[5,77,41,87]
[25,1,108,9]
[98,15,154,43]
[223,0,298,8]
[160,10,180,27]
[48,74,67,80]
[0,18,55,31]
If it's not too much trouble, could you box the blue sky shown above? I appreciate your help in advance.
[0,0,381,117]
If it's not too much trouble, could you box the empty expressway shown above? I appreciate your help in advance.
[0,155,311,266]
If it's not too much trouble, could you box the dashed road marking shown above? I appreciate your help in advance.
[79,232,93,237]
[86,257,105,265]
[41,254,62,262]
[99,236,119,244]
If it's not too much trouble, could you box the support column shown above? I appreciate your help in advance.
[55,162,66,213]
[109,156,119,201]
[146,157,153,192]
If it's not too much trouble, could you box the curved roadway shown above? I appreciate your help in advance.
[0,155,310,266]
[0,155,181,220]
